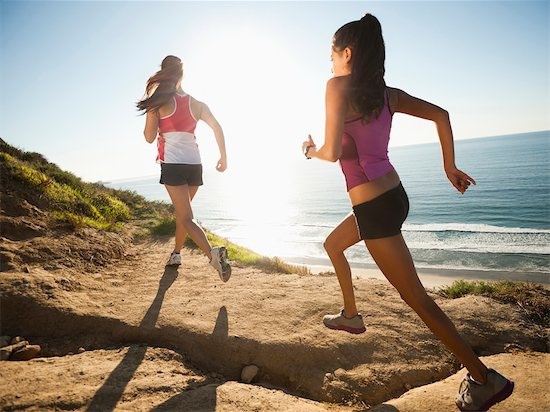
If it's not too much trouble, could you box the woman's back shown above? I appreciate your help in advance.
[157,93,200,164]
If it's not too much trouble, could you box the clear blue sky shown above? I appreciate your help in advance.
[1,1,548,182]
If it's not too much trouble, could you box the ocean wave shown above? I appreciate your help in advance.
[403,223,550,234]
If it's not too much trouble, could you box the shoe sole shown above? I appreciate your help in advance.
[218,247,231,283]
[457,380,514,412]
[165,263,181,267]
[323,322,366,334]
[479,380,514,412]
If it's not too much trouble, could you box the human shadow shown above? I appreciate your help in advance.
[86,265,178,412]
[152,383,219,411]
[152,305,228,412]
[211,305,228,339]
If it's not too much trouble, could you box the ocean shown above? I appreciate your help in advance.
[108,131,549,281]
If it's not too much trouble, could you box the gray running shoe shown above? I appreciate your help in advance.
[210,246,231,282]
[455,369,514,411]
[166,252,181,267]
[323,309,366,334]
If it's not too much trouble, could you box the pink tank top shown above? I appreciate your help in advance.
[157,93,200,164]
[339,91,394,191]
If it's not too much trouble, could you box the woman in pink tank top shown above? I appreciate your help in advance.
[137,55,231,282]
[302,14,513,411]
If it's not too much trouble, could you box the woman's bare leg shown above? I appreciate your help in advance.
[167,185,199,252]
[365,233,488,383]
[323,213,362,318]
[164,184,211,257]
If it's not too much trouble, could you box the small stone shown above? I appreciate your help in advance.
[23,266,30,273]
[10,344,41,361]
[0,336,10,348]
[504,343,525,353]
[405,383,412,390]
[333,368,346,378]
[324,373,333,381]
[78,347,86,354]
[241,364,259,384]
[10,336,25,345]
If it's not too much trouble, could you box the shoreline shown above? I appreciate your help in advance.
[284,257,550,289]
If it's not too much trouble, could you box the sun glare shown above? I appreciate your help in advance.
[182,19,328,257]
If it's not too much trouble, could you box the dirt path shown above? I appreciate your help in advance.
[1,237,548,410]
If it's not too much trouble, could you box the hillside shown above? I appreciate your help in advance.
[0,138,174,273]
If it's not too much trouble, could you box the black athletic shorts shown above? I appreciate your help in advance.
[352,183,409,240]
[159,163,203,186]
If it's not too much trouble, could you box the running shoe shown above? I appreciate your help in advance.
[166,252,181,267]
[455,369,514,411]
[210,246,231,282]
[323,309,366,334]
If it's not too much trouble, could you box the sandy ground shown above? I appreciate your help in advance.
[1,237,549,411]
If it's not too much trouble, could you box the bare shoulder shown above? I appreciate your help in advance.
[327,75,351,92]
[386,86,402,113]
[386,86,406,100]
[386,86,417,113]
[189,95,205,119]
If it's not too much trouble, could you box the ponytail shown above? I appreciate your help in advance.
[334,13,386,122]
[137,55,183,114]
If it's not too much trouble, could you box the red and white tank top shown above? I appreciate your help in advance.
[157,93,201,164]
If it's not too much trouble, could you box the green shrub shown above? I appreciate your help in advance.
[151,217,176,236]
[438,280,550,326]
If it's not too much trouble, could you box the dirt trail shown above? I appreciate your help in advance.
[1,237,548,410]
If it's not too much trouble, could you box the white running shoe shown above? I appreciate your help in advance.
[210,246,231,282]
[166,252,181,267]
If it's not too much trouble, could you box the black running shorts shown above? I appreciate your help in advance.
[159,163,203,186]
[352,183,409,239]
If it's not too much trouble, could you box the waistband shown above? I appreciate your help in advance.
[352,182,405,211]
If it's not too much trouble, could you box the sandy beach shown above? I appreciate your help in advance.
[302,263,550,290]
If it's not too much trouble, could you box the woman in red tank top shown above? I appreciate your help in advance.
[302,14,513,411]
[137,55,231,282]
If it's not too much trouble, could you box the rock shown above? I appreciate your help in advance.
[504,343,525,353]
[10,344,41,361]
[0,341,28,360]
[241,364,259,384]
[0,340,29,360]
[10,336,25,345]
[0,336,10,348]
[23,266,30,273]
[333,368,346,378]
[77,347,86,354]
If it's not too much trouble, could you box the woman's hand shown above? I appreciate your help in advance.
[302,135,317,159]
[445,166,476,194]
[216,157,227,172]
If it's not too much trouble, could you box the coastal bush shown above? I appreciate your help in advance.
[439,280,550,326]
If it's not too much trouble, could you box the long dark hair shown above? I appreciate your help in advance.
[136,55,183,113]
[333,13,386,122]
